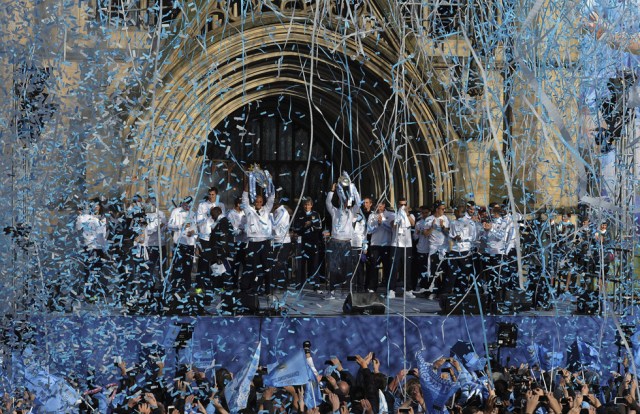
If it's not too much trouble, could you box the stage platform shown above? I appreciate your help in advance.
[5,285,638,390]
[53,285,586,318]
[217,287,578,317]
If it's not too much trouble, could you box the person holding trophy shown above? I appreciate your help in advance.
[241,165,276,295]
[325,172,361,299]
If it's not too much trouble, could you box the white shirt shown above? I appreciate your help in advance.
[144,209,167,247]
[76,213,107,250]
[391,208,414,248]
[196,199,226,241]
[449,217,477,253]
[326,190,361,242]
[413,217,431,254]
[168,207,197,246]
[504,212,521,253]
[351,213,368,249]
[474,221,486,253]
[483,216,509,255]
[367,210,394,246]
[271,205,291,244]
[425,215,450,255]
[241,191,275,242]
[227,208,247,243]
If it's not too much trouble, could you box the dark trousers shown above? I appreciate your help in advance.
[447,250,474,294]
[415,252,430,290]
[241,240,273,293]
[481,253,508,307]
[505,250,519,290]
[389,247,413,292]
[143,245,166,310]
[170,244,195,296]
[121,242,145,306]
[272,242,292,290]
[429,252,449,294]
[367,245,390,291]
[298,241,324,289]
[232,242,245,289]
[351,248,367,292]
[81,248,108,299]
[196,239,217,304]
[327,239,352,291]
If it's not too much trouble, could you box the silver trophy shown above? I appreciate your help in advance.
[247,163,273,202]
[338,171,355,207]
[249,164,269,188]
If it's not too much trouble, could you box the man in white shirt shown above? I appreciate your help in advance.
[448,206,477,295]
[196,187,226,292]
[271,200,292,292]
[326,181,361,299]
[389,198,416,298]
[226,196,246,286]
[412,206,432,294]
[351,210,368,292]
[167,196,197,301]
[424,201,450,299]
[366,200,394,293]
[197,187,226,222]
[140,195,167,312]
[502,200,522,291]
[481,202,510,311]
[76,199,108,301]
[241,180,275,294]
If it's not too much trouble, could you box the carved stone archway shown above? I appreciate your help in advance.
[125,1,459,208]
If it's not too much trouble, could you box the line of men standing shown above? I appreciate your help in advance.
[322,195,525,309]
[75,180,530,314]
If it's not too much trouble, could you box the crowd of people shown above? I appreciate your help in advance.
[73,175,618,314]
[1,338,637,414]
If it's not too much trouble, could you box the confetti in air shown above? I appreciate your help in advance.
[1,0,640,411]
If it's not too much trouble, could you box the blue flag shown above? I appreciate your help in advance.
[263,351,315,387]
[263,351,321,409]
[631,330,640,370]
[11,348,81,413]
[449,340,486,373]
[224,342,261,414]
[527,344,564,371]
[567,338,601,373]
[416,350,460,414]
[450,355,485,406]
[304,378,323,409]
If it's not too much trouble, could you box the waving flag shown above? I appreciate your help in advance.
[527,344,564,371]
[225,342,261,414]
[567,338,601,373]
[263,351,322,409]
[416,350,461,414]
[264,351,314,387]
